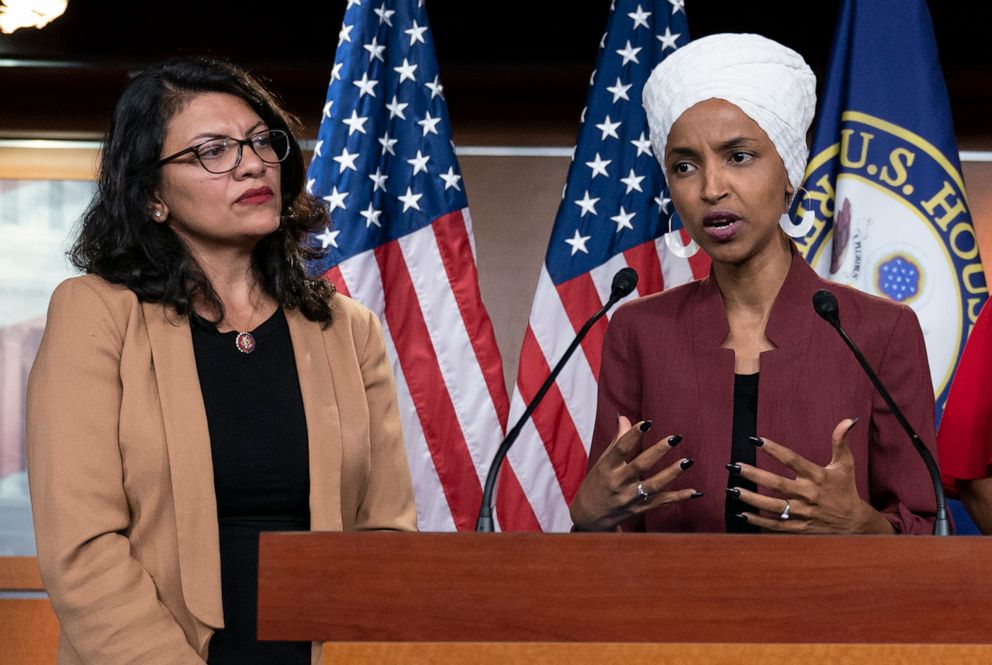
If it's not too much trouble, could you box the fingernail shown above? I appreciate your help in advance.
[748,436,764,447]
[668,434,683,447]
[690,491,704,499]
[639,420,653,432]
[725,487,741,498]
[733,513,749,522]
[616,411,622,423]
[726,463,742,474]
[847,416,861,430]
[680,458,694,470]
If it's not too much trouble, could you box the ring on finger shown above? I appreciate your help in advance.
[779,498,792,521]
[636,481,651,502]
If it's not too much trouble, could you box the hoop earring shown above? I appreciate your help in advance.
[664,212,699,259]
[779,186,815,238]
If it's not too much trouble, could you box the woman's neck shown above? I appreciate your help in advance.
[712,237,793,318]
[190,246,276,330]
[712,237,794,373]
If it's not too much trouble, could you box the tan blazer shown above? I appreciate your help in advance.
[27,274,417,664]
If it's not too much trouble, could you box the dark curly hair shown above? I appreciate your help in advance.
[69,56,334,325]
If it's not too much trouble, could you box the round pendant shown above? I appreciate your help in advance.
[235,331,256,354]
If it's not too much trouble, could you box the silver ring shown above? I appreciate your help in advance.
[780,498,792,521]
[636,482,650,502]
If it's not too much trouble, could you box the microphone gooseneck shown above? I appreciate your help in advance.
[475,268,639,532]
[812,289,949,536]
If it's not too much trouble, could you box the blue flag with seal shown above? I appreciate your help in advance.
[798,0,988,422]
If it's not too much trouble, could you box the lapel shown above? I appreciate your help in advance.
[285,308,344,532]
[141,303,223,628]
[689,273,736,455]
[756,250,820,448]
[761,248,818,352]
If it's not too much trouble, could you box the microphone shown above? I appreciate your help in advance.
[476,268,638,532]
[610,267,638,301]
[812,289,949,536]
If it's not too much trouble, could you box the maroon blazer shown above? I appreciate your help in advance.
[590,251,938,534]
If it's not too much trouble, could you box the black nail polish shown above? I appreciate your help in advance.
[726,463,742,474]
[639,420,653,432]
[690,491,704,499]
[848,416,861,430]
[668,434,683,447]
[725,487,741,498]
[733,513,749,522]
[748,436,764,447]
[680,458,694,470]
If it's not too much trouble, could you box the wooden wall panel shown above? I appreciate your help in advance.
[0,557,43,590]
[0,599,58,665]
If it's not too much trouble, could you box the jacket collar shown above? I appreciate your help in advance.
[691,246,820,349]
[764,248,820,349]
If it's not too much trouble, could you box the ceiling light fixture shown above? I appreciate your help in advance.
[0,0,67,35]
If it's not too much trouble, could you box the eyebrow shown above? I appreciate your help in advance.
[666,146,699,160]
[186,121,268,144]
[666,136,760,161]
[719,136,760,151]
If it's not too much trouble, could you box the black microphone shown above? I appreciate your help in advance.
[476,268,638,532]
[812,289,949,536]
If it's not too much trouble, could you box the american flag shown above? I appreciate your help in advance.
[306,0,511,531]
[496,0,710,531]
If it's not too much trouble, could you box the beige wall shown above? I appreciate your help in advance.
[964,161,992,273]
[461,155,568,392]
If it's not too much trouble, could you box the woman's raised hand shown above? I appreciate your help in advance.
[569,415,700,532]
[730,418,895,534]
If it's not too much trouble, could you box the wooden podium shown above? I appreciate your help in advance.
[258,532,992,664]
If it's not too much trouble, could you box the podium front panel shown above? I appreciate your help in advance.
[258,532,992,643]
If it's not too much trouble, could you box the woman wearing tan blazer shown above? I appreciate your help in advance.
[27,58,416,664]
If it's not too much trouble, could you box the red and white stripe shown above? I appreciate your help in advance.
[323,208,512,531]
[497,230,710,531]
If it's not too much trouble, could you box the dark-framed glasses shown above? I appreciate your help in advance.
[157,129,291,174]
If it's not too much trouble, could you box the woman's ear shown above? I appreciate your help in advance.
[149,195,168,223]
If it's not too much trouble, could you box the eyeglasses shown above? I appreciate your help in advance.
[157,129,291,174]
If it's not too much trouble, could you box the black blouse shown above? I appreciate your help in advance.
[727,373,761,533]
[191,309,311,664]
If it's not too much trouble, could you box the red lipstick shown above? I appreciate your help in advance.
[236,186,274,205]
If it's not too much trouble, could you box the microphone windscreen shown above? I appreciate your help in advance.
[812,289,840,325]
[611,268,638,299]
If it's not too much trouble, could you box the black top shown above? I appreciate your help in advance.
[190,308,311,665]
[727,373,760,533]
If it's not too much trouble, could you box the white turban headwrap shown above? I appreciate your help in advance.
[642,33,816,196]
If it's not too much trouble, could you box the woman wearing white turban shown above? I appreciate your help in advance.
[570,34,938,534]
